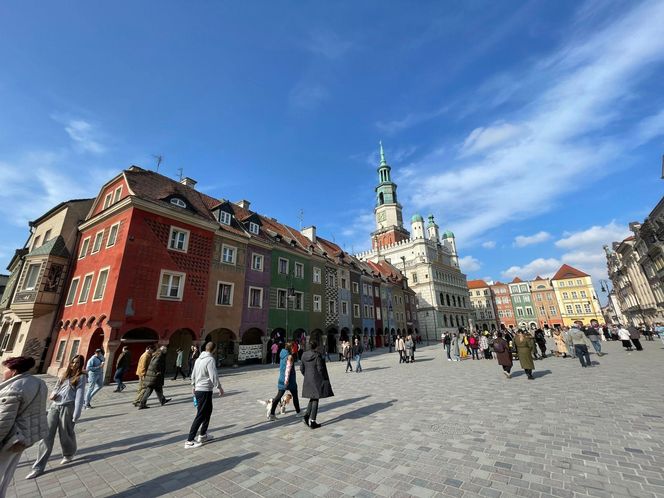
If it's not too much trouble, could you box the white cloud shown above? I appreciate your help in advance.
[502,258,561,280]
[289,82,329,110]
[481,241,496,249]
[398,1,664,244]
[460,122,524,156]
[514,231,552,247]
[53,116,106,154]
[376,106,449,135]
[459,255,481,272]
[555,221,631,250]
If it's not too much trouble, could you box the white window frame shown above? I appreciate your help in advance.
[248,286,263,308]
[55,340,67,362]
[103,193,113,210]
[341,301,348,315]
[216,281,234,306]
[277,289,288,309]
[78,272,95,304]
[580,290,587,298]
[221,244,237,265]
[92,267,110,301]
[168,226,190,253]
[353,303,360,318]
[584,303,592,313]
[376,307,382,320]
[313,267,322,284]
[293,291,304,311]
[313,294,322,312]
[565,304,573,314]
[113,186,123,203]
[22,263,42,291]
[91,230,105,254]
[171,198,187,208]
[251,253,264,271]
[249,222,259,235]
[219,211,231,226]
[107,222,120,248]
[278,258,289,275]
[65,277,80,306]
[575,304,582,314]
[374,287,380,298]
[32,235,41,250]
[352,282,359,293]
[79,237,90,259]
[562,292,569,299]
[158,270,186,301]
[43,229,52,243]
[328,299,336,314]
[294,262,304,279]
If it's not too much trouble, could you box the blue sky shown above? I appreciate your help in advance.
[1,1,663,296]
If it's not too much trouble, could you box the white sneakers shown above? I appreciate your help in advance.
[184,440,202,449]
[60,456,72,464]
[25,469,43,479]
[196,433,213,443]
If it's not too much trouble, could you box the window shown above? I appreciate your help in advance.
[43,229,52,243]
[565,304,573,314]
[341,277,347,289]
[546,293,553,301]
[584,303,592,313]
[69,340,80,360]
[374,287,380,298]
[93,268,109,301]
[171,198,187,208]
[79,237,90,259]
[293,291,304,310]
[249,222,259,235]
[363,283,369,295]
[277,289,287,309]
[376,307,382,320]
[113,186,122,203]
[216,282,234,306]
[576,279,582,285]
[550,306,557,315]
[32,235,41,250]
[107,223,120,247]
[248,287,263,308]
[65,278,80,306]
[278,258,289,275]
[158,270,186,300]
[539,306,545,314]
[525,306,533,316]
[5,323,20,351]
[363,304,369,317]
[313,295,322,312]
[353,303,360,318]
[580,291,587,298]
[219,211,231,225]
[313,267,321,283]
[78,273,94,304]
[169,227,190,252]
[294,262,304,279]
[341,301,348,315]
[22,263,42,291]
[514,295,521,303]
[559,281,565,287]
[412,272,418,283]
[575,304,582,314]
[562,292,569,299]
[352,282,359,293]
[520,285,528,292]
[91,230,104,254]
[251,253,264,271]
[221,244,236,264]
[55,340,67,362]
[536,294,542,301]
[516,308,524,317]
[103,193,113,209]
[571,291,578,299]
[328,300,337,314]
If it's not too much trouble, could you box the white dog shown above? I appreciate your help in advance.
[257,393,293,418]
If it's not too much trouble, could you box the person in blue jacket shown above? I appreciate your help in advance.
[267,343,302,421]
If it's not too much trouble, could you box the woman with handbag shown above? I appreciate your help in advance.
[300,340,334,429]
[27,355,86,479]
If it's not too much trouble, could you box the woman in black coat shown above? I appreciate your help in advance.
[492,331,514,379]
[300,340,333,429]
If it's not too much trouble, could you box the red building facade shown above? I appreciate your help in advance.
[489,281,517,331]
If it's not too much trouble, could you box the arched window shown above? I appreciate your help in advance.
[443,314,448,327]
[452,295,457,307]
[462,297,466,308]
[446,294,450,306]
[439,292,444,305]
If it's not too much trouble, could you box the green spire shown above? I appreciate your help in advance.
[379,140,387,166]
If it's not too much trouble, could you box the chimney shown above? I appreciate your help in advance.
[301,225,316,243]
[180,177,197,188]
[236,200,251,210]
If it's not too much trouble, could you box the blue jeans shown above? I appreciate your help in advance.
[114,367,126,390]
[589,338,601,354]
[574,345,591,367]
[354,354,362,372]
[85,373,103,406]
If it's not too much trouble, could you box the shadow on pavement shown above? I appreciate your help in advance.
[112,452,260,497]
[532,370,552,378]
[361,366,390,372]
[323,399,397,426]
[78,413,124,424]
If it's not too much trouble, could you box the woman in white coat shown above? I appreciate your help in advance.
[0,356,48,496]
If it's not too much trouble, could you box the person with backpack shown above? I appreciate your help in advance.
[492,331,513,378]
[468,332,480,360]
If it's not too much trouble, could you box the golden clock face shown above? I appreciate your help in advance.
[377,211,387,222]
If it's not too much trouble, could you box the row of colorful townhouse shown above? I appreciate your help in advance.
[467,268,605,333]
[0,166,418,382]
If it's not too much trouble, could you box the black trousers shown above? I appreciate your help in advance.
[502,365,512,373]
[398,350,405,363]
[140,386,165,407]
[345,357,353,371]
[304,398,319,421]
[632,339,643,351]
[188,391,213,441]
[537,341,547,357]
[269,389,301,415]
[173,366,186,380]
[574,344,591,367]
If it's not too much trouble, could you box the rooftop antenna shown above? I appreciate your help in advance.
[298,209,304,230]
[176,167,183,182]
[152,154,163,173]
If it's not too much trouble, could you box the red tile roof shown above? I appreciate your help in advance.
[467,279,489,289]
[511,277,523,283]
[551,264,589,280]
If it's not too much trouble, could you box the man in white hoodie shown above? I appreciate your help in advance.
[185,342,224,449]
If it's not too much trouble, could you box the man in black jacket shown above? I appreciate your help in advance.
[138,346,172,409]
[113,346,131,392]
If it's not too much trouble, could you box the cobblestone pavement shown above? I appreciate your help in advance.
[7,340,664,498]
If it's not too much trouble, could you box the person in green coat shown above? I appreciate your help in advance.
[514,330,535,380]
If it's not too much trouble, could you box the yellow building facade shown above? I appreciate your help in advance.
[551,264,604,326]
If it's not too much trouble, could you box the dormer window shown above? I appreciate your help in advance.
[170,198,187,209]
[249,222,259,235]
[219,211,231,225]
